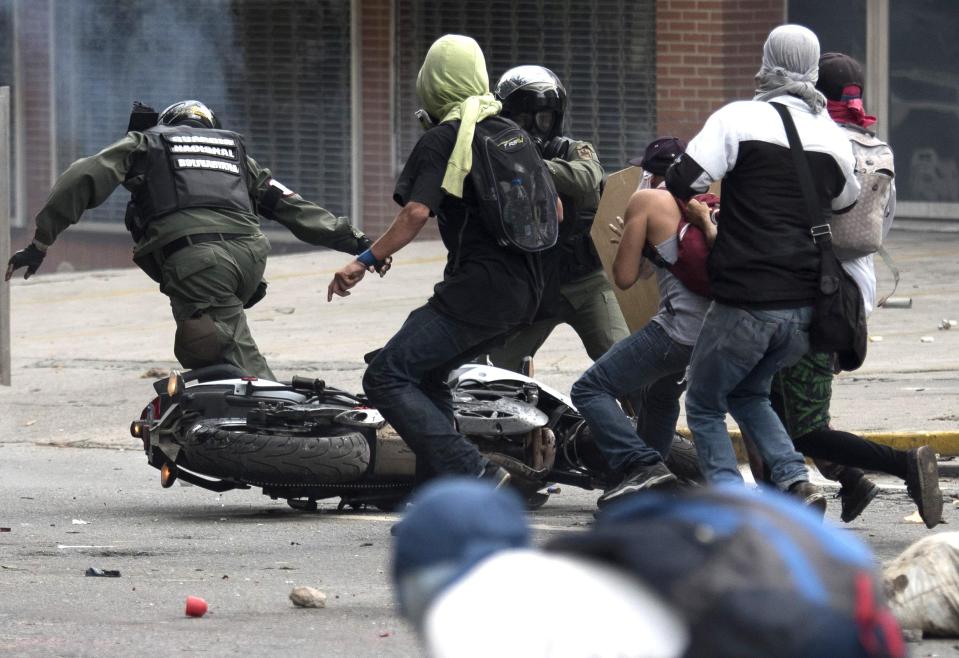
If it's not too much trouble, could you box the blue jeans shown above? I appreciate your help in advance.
[685,302,813,489]
[363,304,510,477]
[571,321,693,474]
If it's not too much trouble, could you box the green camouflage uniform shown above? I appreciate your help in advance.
[489,140,628,370]
[31,132,369,379]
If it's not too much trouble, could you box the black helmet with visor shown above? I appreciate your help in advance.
[157,100,221,129]
[494,66,567,146]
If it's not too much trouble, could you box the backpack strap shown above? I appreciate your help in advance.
[771,102,833,251]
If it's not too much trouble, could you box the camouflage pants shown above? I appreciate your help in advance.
[159,234,275,380]
[769,351,834,439]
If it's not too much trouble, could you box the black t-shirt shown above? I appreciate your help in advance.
[393,117,545,331]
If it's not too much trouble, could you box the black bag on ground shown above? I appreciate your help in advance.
[773,102,867,372]
[547,489,905,658]
[468,118,559,253]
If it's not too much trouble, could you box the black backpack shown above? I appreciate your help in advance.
[547,488,905,658]
[468,118,559,253]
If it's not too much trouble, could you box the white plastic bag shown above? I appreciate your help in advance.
[883,532,959,636]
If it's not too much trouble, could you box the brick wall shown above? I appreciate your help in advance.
[656,0,785,141]
[356,0,398,239]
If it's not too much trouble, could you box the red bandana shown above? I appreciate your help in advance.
[826,85,877,128]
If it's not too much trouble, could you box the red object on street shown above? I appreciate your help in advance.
[185,596,208,617]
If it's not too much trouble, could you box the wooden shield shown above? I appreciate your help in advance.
[589,166,659,333]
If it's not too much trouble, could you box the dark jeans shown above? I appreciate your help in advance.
[685,302,813,489]
[571,321,692,474]
[363,304,509,477]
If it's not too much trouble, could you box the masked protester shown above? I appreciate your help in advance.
[6,100,377,380]
[761,53,942,527]
[486,66,629,371]
[665,25,861,512]
[327,35,558,485]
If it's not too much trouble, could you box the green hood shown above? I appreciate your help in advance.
[416,34,501,198]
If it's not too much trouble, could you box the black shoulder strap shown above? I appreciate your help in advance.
[771,102,832,248]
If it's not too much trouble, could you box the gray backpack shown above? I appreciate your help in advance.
[831,126,895,260]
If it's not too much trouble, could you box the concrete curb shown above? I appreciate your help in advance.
[676,428,959,462]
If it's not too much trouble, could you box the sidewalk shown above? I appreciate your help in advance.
[1,228,958,455]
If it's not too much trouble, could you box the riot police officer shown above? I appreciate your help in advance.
[6,100,375,380]
[488,67,628,370]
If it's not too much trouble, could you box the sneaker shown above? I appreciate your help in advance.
[906,445,943,529]
[479,463,512,490]
[837,477,880,523]
[787,480,827,517]
[597,462,678,507]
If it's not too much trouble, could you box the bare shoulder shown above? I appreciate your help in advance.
[629,188,679,211]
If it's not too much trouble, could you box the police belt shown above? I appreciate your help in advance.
[160,232,247,261]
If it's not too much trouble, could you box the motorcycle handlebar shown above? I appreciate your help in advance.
[290,376,325,393]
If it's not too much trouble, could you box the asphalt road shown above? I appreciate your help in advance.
[1,442,958,657]
[2,229,959,656]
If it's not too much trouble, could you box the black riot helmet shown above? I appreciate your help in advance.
[494,65,567,145]
[157,100,221,129]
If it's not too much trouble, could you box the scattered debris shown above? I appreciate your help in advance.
[289,586,327,608]
[884,533,959,636]
[920,336,935,344]
[290,541,300,546]
[275,307,296,315]
[185,595,208,617]
[71,519,89,525]
[901,629,923,643]
[882,297,913,309]
[141,367,170,379]
[868,335,883,343]
[939,319,958,331]
[904,511,925,524]
[85,567,121,577]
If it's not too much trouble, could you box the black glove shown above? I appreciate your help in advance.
[243,280,268,309]
[356,235,374,253]
[356,236,391,277]
[5,244,46,281]
[542,136,573,161]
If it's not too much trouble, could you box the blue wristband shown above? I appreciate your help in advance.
[356,249,378,267]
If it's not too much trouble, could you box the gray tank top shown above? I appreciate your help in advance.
[650,235,711,346]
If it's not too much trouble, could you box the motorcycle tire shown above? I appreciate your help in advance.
[180,421,371,485]
[665,433,706,485]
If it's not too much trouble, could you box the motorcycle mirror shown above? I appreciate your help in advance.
[166,370,185,399]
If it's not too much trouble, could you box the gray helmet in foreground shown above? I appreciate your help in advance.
[158,100,220,129]
[494,65,567,144]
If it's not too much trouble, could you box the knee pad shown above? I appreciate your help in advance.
[174,314,224,369]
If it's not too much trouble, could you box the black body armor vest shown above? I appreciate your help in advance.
[556,190,603,282]
[126,125,254,236]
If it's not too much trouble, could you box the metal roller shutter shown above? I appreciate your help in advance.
[395,0,656,173]
[52,0,352,224]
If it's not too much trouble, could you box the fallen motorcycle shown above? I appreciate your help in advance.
[131,363,703,511]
